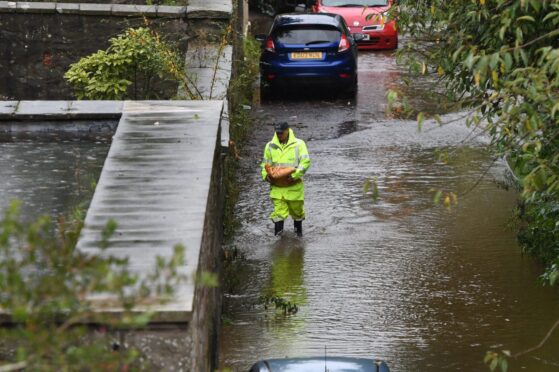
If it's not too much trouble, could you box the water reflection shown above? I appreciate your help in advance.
[220,49,559,371]
[264,236,306,309]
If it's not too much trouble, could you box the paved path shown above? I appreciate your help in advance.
[76,100,224,321]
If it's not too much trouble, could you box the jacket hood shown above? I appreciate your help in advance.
[272,128,297,145]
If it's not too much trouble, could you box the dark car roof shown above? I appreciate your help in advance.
[250,357,390,372]
[273,13,345,28]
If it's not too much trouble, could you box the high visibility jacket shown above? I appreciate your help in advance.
[261,129,311,201]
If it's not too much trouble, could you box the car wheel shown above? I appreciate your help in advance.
[260,82,275,100]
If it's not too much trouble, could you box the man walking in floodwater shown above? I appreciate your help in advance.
[261,122,311,237]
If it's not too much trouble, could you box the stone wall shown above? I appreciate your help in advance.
[190,125,224,371]
[0,4,188,100]
[0,100,226,370]
[0,0,235,369]
[102,113,224,371]
[13,0,181,5]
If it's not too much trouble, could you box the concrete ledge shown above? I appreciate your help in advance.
[0,101,18,116]
[157,5,186,17]
[0,100,229,148]
[0,101,124,120]
[184,44,232,100]
[16,1,55,13]
[78,3,111,15]
[187,0,231,19]
[0,1,17,12]
[0,2,187,17]
[220,99,230,151]
[0,120,117,136]
[180,42,232,150]
[76,100,225,323]
[55,2,79,14]
[112,4,156,16]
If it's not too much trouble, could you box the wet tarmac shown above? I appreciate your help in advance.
[219,21,559,372]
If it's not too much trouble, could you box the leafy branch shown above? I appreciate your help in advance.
[0,201,186,370]
[65,26,194,100]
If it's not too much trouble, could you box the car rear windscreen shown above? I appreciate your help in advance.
[273,26,341,45]
[322,0,387,5]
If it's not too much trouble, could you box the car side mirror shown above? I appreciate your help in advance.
[352,33,366,42]
[255,34,267,44]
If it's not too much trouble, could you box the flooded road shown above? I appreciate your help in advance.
[219,48,559,370]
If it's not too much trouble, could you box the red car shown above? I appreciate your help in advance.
[310,0,398,50]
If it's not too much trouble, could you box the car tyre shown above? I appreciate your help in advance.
[260,82,275,101]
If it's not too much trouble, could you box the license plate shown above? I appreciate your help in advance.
[291,52,323,60]
[362,34,370,41]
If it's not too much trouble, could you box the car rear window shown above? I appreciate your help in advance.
[322,0,387,5]
[273,26,341,45]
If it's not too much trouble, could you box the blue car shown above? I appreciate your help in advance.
[249,356,390,371]
[258,13,363,97]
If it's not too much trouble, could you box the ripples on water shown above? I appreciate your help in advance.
[220,51,559,371]
[0,135,111,221]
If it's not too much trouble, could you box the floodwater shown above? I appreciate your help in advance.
[0,135,111,221]
[219,49,559,369]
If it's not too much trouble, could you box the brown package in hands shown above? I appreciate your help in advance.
[265,164,297,187]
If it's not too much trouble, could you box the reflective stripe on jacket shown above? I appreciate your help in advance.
[260,128,311,201]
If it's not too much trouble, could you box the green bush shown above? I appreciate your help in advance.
[65,27,187,100]
[395,0,559,281]
[0,201,185,370]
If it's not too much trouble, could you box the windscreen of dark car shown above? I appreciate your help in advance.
[322,0,387,6]
[273,25,341,45]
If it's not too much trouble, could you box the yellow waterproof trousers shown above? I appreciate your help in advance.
[270,198,305,222]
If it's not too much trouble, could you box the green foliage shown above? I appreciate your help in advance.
[542,260,559,286]
[363,177,379,201]
[395,0,559,272]
[260,295,299,315]
[0,201,186,370]
[484,350,510,372]
[228,35,261,110]
[198,271,220,288]
[394,1,559,367]
[518,197,559,269]
[396,0,559,197]
[223,35,261,241]
[430,188,458,210]
[65,27,187,100]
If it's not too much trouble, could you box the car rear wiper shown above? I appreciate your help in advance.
[305,40,331,45]
[337,3,385,6]
[336,3,384,6]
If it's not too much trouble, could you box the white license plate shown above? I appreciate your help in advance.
[291,52,323,60]
[362,34,370,41]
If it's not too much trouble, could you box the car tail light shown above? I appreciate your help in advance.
[338,34,350,52]
[339,73,350,78]
[265,37,275,53]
